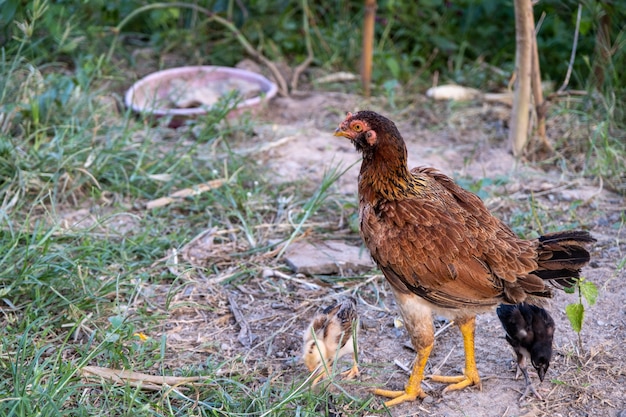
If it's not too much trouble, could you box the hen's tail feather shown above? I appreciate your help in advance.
[538,230,596,244]
[535,230,595,289]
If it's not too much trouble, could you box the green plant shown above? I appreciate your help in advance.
[564,277,598,349]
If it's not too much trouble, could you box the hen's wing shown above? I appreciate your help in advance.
[361,167,544,309]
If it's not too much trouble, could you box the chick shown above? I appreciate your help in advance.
[303,296,359,384]
[496,303,555,400]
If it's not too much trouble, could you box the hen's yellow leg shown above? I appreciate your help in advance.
[373,344,432,406]
[429,316,482,392]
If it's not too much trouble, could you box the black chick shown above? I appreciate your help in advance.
[496,303,555,400]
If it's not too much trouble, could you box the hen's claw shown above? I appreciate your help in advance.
[372,387,427,407]
[428,317,482,393]
[429,369,482,392]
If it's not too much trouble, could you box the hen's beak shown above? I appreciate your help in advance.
[334,128,352,139]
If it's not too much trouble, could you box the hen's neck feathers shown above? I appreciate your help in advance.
[358,129,425,202]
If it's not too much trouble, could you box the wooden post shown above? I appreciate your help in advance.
[361,0,377,97]
[509,0,533,157]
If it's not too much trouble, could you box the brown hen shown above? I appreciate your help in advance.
[334,110,595,406]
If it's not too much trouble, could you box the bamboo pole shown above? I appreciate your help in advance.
[509,0,533,157]
[361,0,377,97]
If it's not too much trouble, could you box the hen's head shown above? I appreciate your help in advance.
[334,110,403,153]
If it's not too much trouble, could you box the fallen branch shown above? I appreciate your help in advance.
[146,178,226,209]
[80,366,208,391]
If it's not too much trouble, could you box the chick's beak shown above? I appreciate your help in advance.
[537,364,548,382]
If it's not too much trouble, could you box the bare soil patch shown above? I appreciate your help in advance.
[139,91,625,416]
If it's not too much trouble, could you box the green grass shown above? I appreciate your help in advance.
[1,1,624,416]
[0,13,356,416]
[0,28,368,413]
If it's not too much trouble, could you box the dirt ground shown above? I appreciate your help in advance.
[139,91,626,417]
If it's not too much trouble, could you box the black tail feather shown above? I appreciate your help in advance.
[538,230,596,244]
[535,230,595,290]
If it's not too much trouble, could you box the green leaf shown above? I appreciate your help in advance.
[563,285,576,294]
[565,303,584,333]
[105,332,120,343]
[108,315,124,328]
[385,57,400,79]
[580,281,598,306]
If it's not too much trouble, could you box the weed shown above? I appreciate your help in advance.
[564,277,599,350]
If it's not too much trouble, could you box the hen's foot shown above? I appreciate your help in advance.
[372,387,427,407]
[429,370,482,392]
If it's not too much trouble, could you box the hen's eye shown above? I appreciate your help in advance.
[352,122,363,132]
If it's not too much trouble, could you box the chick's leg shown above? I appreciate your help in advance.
[429,316,482,392]
[312,371,327,385]
[311,363,332,385]
[373,344,431,406]
[340,351,360,380]
[518,363,542,400]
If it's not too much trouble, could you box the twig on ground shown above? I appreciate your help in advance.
[393,360,434,390]
[429,346,455,376]
[316,72,358,84]
[238,135,298,156]
[393,359,411,373]
[145,179,227,209]
[262,268,320,290]
[434,320,455,338]
[228,295,258,347]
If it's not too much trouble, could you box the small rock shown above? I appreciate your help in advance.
[558,186,599,202]
[422,395,435,405]
[597,217,610,227]
[360,317,378,330]
[284,240,375,275]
